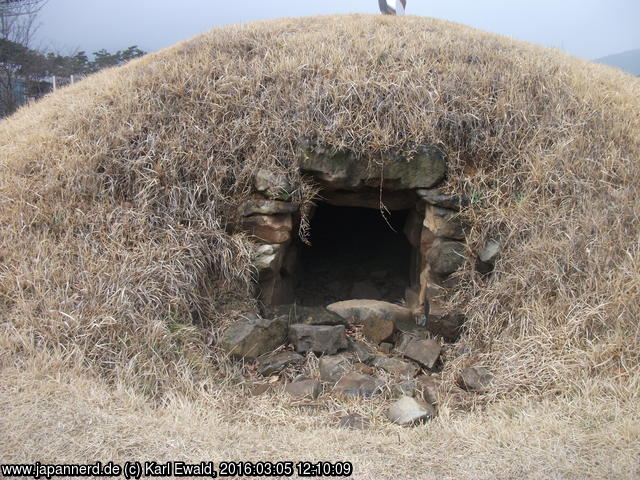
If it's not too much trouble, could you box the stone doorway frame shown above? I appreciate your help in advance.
[235,144,494,341]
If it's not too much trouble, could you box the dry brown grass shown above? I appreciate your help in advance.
[2,356,638,479]
[1,14,639,478]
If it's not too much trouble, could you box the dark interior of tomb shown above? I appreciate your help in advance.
[294,202,412,306]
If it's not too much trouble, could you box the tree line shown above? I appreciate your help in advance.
[1,39,146,76]
[1,0,146,117]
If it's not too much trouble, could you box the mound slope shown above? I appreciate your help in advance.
[0,14,639,476]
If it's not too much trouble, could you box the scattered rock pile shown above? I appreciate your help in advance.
[221,300,493,427]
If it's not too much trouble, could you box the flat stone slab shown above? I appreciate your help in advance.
[289,324,348,355]
[395,332,428,353]
[333,371,383,398]
[285,379,322,400]
[319,355,351,383]
[240,199,298,216]
[402,338,441,369]
[387,396,436,426]
[266,304,347,326]
[300,144,446,190]
[239,214,292,244]
[220,314,288,360]
[257,351,304,377]
[371,356,418,378]
[416,189,469,211]
[322,189,415,211]
[327,299,414,325]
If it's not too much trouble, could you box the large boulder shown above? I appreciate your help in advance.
[327,299,414,326]
[220,314,288,360]
[386,396,435,426]
[299,146,356,186]
[289,324,348,355]
[382,146,447,189]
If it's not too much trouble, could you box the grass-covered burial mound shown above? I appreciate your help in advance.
[1,14,638,479]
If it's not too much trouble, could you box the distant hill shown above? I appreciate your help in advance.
[595,48,640,76]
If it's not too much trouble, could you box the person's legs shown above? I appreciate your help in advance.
[378,0,395,15]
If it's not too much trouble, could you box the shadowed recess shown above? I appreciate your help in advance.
[295,203,411,306]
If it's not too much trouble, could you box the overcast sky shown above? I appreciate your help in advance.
[35,0,640,61]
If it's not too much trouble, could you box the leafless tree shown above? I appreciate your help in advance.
[0,0,46,44]
[0,0,47,116]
